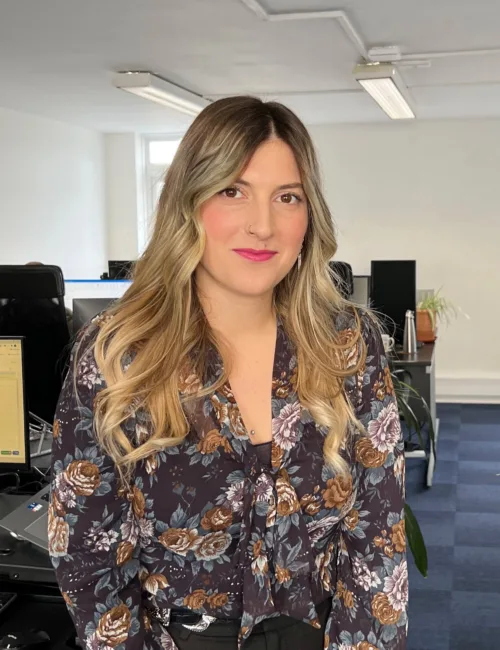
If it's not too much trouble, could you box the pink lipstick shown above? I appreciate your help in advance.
[233,249,277,262]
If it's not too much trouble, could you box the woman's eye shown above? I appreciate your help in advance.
[220,187,242,199]
[279,193,302,204]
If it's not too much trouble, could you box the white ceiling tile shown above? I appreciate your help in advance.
[0,0,499,131]
[412,83,500,119]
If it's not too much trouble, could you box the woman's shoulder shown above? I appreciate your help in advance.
[74,310,113,348]
[70,310,114,378]
[334,304,382,344]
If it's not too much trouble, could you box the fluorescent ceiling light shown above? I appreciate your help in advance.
[113,72,209,116]
[353,63,415,120]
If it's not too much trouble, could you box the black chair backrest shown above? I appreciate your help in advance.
[329,261,354,299]
[0,265,70,424]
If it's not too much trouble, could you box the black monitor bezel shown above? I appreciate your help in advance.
[108,260,134,280]
[72,297,115,334]
[370,260,417,345]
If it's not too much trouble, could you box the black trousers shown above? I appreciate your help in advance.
[167,599,332,650]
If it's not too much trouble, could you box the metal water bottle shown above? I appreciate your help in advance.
[403,309,417,354]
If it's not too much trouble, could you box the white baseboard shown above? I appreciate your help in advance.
[437,376,500,404]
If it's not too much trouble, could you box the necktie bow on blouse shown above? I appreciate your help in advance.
[234,456,321,644]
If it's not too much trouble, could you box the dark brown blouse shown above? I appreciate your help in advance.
[49,310,407,650]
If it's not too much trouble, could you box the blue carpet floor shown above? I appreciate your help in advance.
[406,403,500,650]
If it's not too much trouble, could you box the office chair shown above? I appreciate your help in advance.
[0,265,71,425]
[329,261,354,299]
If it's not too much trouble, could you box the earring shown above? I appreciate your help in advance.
[297,241,304,270]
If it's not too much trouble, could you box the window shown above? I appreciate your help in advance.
[149,140,182,166]
[141,135,183,251]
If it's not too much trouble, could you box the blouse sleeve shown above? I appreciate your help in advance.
[49,324,175,650]
[325,315,407,649]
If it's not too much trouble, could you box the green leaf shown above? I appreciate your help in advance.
[397,389,425,450]
[399,379,437,460]
[405,503,428,577]
[392,373,437,460]
[392,374,419,442]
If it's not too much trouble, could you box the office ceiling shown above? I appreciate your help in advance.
[1,0,500,132]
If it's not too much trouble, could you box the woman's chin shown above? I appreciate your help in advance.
[224,278,277,299]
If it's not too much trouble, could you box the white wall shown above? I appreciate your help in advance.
[104,133,144,261]
[0,106,106,279]
[309,120,500,403]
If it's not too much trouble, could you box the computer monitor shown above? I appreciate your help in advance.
[370,260,416,345]
[351,275,370,307]
[329,261,353,299]
[108,260,134,280]
[72,298,115,334]
[0,337,30,470]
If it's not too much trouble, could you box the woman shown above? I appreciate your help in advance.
[49,96,407,650]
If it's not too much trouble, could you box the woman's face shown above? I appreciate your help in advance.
[196,138,309,302]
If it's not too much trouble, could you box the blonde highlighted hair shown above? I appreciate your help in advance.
[86,96,371,479]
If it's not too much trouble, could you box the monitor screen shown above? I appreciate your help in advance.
[370,260,416,345]
[352,275,370,307]
[0,337,29,469]
[72,298,115,334]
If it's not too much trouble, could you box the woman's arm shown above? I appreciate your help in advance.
[325,315,407,649]
[49,324,173,650]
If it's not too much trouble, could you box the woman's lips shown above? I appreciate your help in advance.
[233,249,277,262]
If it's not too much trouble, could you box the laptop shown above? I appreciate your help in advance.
[0,485,50,552]
[0,494,54,582]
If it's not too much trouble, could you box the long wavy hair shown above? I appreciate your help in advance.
[89,96,370,479]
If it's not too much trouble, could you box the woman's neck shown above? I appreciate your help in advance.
[197,288,276,341]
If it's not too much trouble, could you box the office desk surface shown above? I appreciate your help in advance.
[389,342,435,367]
[0,594,74,650]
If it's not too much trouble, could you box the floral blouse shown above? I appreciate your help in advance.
[49,309,407,650]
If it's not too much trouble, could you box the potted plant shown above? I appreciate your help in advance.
[416,287,463,342]
[391,368,437,577]
[392,369,436,459]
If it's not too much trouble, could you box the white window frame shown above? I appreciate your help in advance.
[140,133,185,252]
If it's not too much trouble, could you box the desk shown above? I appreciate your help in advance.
[389,343,440,487]
[0,594,74,650]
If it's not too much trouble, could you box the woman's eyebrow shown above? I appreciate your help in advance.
[234,179,304,191]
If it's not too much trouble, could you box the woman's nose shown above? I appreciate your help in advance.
[247,201,274,239]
